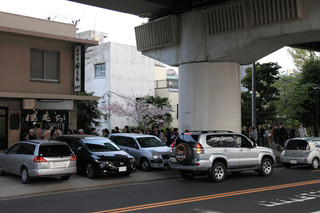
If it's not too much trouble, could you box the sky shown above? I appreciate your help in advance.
[0,0,296,71]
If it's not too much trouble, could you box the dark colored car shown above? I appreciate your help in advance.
[56,135,135,178]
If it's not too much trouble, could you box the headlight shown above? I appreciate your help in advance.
[151,154,162,159]
[95,159,109,164]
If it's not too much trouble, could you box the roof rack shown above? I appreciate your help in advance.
[183,130,233,134]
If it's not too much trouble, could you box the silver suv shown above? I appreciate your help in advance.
[169,131,276,182]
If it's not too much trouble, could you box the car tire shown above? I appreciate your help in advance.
[86,163,97,179]
[141,158,151,171]
[283,163,291,168]
[311,158,319,170]
[0,165,6,176]
[21,167,31,184]
[259,158,273,176]
[180,171,195,179]
[209,162,226,183]
[175,143,193,165]
[60,175,71,180]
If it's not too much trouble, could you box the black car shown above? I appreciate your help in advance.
[56,135,135,178]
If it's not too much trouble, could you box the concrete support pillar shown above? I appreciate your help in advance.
[178,62,241,133]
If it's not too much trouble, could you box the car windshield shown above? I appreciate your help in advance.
[137,137,165,148]
[39,144,72,157]
[82,138,120,152]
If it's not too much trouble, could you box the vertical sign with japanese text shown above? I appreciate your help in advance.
[74,45,85,93]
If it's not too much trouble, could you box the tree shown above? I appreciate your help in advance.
[100,94,172,128]
[145,96,173,126]
[287,48,320,70]
[241,63,280,126]
[77,92,103,133]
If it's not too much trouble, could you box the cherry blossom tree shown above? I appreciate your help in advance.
[99,94,172,128]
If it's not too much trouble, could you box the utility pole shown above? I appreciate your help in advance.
[252,62,256,128]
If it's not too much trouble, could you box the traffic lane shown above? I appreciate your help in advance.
[0,166,319,213]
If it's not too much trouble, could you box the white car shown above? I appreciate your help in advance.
[280,137,320,169]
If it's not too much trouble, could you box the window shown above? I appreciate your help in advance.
[30,49,60,82]
[95,64,106,78]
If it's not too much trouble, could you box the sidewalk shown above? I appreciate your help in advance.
[0,169,180,200]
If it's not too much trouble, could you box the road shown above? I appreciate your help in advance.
[1,166,320,213]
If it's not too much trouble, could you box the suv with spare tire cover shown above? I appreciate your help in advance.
[169,130,276,182]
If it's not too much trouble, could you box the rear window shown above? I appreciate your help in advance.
[285,140,309,150]
[137,137,165,148]
[39,144,72,157]
[82,138,120,152]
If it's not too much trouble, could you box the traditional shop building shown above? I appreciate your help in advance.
[0,12,98,149]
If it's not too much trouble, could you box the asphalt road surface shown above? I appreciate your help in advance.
[1,166,320,213]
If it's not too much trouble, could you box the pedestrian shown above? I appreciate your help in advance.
[289,126,296,139]
[91,127,99,136]
[67,129,73,134]
[150,126,159,137]
[159,129,166,143]
[78,129,84,134]
[34,124,42,140]
[249,127,257,143]
[257,124,265,146]
[114,127,120,133]
[29,129,37,140]
[279,123,287,148]
[241,125,249,137]
[298,124,308,137]
[144,127,149,134]
[21,131,29,141]
[273,124,279,145]
[52,127,62,140]
[165,128,172,146]
[171,128,179,143]
[102,128,110,137]
[263,126,271,148]
[123,125,130,133]
[42,126,52,140]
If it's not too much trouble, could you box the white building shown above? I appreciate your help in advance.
[80,31,155,131]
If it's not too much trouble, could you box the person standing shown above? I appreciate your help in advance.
[29,129,37,140]
[123,125,130,133]
[263,126,271,148]
[249,127,257,143]
[273,125,279,145]
[165,128,172,146]
[289,126,296,139]
[91,127,99,136]
[52,127,62,140]
[241,125,249,137]
[34,124,42,140]
[298,124,308,137]
[257,124,265,146]
[42,126,51,140]
[279,123,287,148]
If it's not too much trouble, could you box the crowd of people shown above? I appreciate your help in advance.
[21,124,62,141]
[242,123,308,148]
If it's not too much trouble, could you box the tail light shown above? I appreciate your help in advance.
[170,142,176,152]
[196,143,204,154]
[70,155,77,161]
[33,156,47,163]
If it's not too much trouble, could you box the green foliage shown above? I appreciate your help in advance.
[77,91,103,133]
[145,95,173,126]
[287,48,319,70]
[241,63,280,126]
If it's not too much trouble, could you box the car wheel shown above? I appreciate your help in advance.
[259,158,273,176]
[86,163,97,179]
[209,162,226,183]
[180,171,195,179]
[283,163,291,168]
[21,167,31,184]
[60,175,71,180]
[141,158,151,171]
[311,158,319,170]
[0,165,6,176]
[175,143,193,165]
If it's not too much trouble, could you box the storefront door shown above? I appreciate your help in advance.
[0,107,8,149]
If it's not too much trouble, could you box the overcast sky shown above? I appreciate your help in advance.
[1,0,296,71]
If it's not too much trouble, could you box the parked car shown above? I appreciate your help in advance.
[56,135,135,178]
[280,137,320,169]
[0,140,77,184]
[169,130,276,182]
[108,133,171,171]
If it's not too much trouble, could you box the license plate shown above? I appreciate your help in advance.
[290,160,297,164]
[119,166,127,172]
[55,162,67,168]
